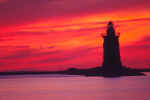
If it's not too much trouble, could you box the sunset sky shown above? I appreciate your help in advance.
[0,0,150,72]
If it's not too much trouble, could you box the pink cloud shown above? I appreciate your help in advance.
[0,0,8,3]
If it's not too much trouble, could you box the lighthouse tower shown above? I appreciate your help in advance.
[102,22,123,76]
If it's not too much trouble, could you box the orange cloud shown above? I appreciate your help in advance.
[0,0,150,71]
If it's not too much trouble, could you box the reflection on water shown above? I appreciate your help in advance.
[144,72,150,76]
[0,75,150,100]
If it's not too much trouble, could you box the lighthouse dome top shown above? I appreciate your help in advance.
[107,21,116,37]
[108,21,114,27]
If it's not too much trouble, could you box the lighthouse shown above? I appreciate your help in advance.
[102,21,123,76]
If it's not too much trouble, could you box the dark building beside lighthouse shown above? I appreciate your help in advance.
[102,22,124,76]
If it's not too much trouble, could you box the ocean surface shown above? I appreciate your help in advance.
[0,73,150,100]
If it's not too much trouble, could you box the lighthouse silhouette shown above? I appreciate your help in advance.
[102,21,124,76]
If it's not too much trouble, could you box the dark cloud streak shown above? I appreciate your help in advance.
[0,0,150,27]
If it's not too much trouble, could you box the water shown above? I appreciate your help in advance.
[0,74,150,100]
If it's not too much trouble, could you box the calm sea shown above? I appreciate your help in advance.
[0,73,150,100]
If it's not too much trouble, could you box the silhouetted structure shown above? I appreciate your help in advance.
[102,22,124,76]
[0,22,147,77]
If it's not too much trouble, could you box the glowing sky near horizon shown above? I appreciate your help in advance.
[0,0,150,72]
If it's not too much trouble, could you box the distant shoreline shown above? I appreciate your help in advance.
[0,67,150,77]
